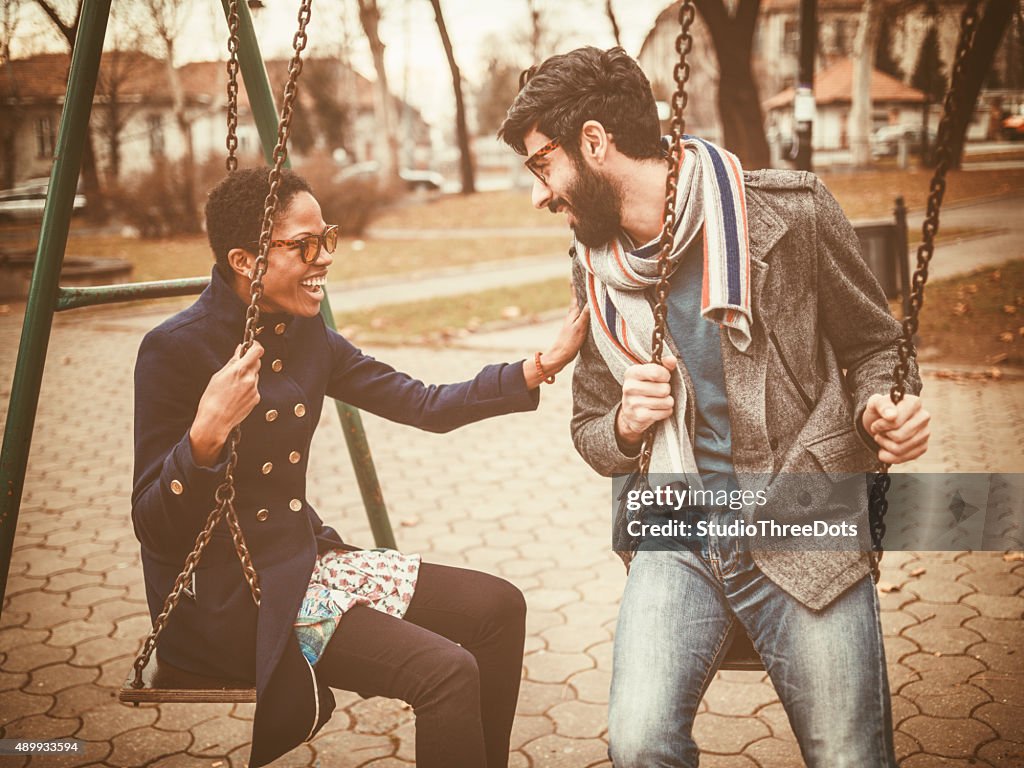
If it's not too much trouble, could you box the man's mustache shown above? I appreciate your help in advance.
[548,197,569,215]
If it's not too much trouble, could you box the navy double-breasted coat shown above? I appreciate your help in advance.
[132,267,539,766]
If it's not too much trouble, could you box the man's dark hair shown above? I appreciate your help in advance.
[205,167,313,274]
[498,46,662,162]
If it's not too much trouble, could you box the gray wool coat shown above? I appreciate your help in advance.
[570,169,921,611]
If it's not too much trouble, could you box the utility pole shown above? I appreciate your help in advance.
[793,0,816,171]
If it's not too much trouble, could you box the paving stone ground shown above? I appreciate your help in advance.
[0,301,1022,767]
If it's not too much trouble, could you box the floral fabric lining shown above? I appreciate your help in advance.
[293,548,421,665]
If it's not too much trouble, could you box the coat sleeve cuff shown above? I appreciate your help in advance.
[854,406,883,456]
[164,432,231,505]
[585,406,642,475]
[498,359,540,411]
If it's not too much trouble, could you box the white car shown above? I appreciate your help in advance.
[334,162,445,192]
[0,178,88,221]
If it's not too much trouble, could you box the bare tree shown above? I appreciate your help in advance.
[692,0,770,168]
[94,20,152,182]
[1,0,22,188]
[355,0,401,186]
[31,0,105,218]
[849,0,880,167]
[944,0,1015,168]
[428,0,474,193]
[140,0,199,232]
[605,0,623,48]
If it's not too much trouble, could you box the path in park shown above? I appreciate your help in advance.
[0,298,1022,767]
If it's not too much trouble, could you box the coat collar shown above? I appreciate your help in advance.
[205,265,293,333]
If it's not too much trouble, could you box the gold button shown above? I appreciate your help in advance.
[289,498,303,512]
[261,462,273,475]
[274,323,287,335]
[271,359,283,373]
[265,409,278,422]
[289,451,301,464]
[256,508,269,522]
[294,403,306,417]
[170,479,184,495]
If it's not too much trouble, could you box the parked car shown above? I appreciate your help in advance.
[1001,113,1024,141]
[0,177,87,222]
[870,125,937,159]
[333,161,445,192]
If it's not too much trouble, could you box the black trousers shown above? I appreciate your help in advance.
[315,562,527,768]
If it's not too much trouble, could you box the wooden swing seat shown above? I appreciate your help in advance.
[721,630,763,672]
[119,653,256,705]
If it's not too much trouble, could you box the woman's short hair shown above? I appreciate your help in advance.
[205,167,313,273]
[497,46,662,162]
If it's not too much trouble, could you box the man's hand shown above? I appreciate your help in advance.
[615,354,677,447]
[189,342,264,466]
[862,393,930,464]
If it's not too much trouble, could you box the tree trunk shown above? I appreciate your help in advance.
[160,37,198,232]
[849,0,879,168]
[31,0,106,220]
[429,0,474,193]
[694,0,770,169]
[944,0,1014,169]
[605,0,622,48]
[356,0,401,188]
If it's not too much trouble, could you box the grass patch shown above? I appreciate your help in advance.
[903,259,1024,368]
[333,277,573,345]
[369,168,1024,231]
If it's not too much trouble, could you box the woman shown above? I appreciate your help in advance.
[131,167,588,768]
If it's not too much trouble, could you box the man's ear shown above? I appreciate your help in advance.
[226,247,255,280]
[578,120,611,165]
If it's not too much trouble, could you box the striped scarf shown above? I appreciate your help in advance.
[579,136,751,477]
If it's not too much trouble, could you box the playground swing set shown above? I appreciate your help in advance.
[0,0,982,709]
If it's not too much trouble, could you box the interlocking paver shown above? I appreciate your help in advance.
[1,304,1022,767]
[0,689,53,725]
[899,715,997,759]
[694,713,770,754]
[548,700,607,739]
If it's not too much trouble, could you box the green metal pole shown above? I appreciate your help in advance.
[221,0,396,550]
[0,0,112,614]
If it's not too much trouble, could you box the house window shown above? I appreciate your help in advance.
[36,117,56,159]
[784,19,799,56]
[148,115,165,157]
[834,19,849,54]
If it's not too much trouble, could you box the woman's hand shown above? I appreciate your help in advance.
[524,296,589,388]
[189,342,264,467]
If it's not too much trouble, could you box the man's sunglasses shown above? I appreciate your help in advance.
[250,224,339,264]
[525,137,561,185]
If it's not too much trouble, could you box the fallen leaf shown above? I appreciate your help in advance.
[877,582,900,594]
[501,305,522,319]
[990,270,1002,282]
[933,651,943,657]
[1003,552,1024,562]
[910,567,926,577]
[952,302,970,316]
[400,515,420,527]
[990,367,1004,380]
[1005,305,1019,315]
[965,284,979,294]
[986,352,1009,365]
[999,331,1014,343]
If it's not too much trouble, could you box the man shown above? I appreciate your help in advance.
[499,47,930,767]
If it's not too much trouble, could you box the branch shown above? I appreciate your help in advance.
[32,0,74,45]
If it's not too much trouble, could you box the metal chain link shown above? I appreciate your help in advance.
[637,0,695,483]
[226,0,241,171]
[868,0,979,583]
[130,0,315,689]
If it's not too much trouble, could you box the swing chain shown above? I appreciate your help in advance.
[637,0,695,483]
[868,0,980,584]
[130,0,314,689]
[226,0,241,172]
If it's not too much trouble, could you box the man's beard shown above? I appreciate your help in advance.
[550,159,623,248]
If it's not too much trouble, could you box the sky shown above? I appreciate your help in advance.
[12,0,673,126]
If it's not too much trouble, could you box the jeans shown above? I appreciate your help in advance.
[608,515,897,768]
[316,562,526,768]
